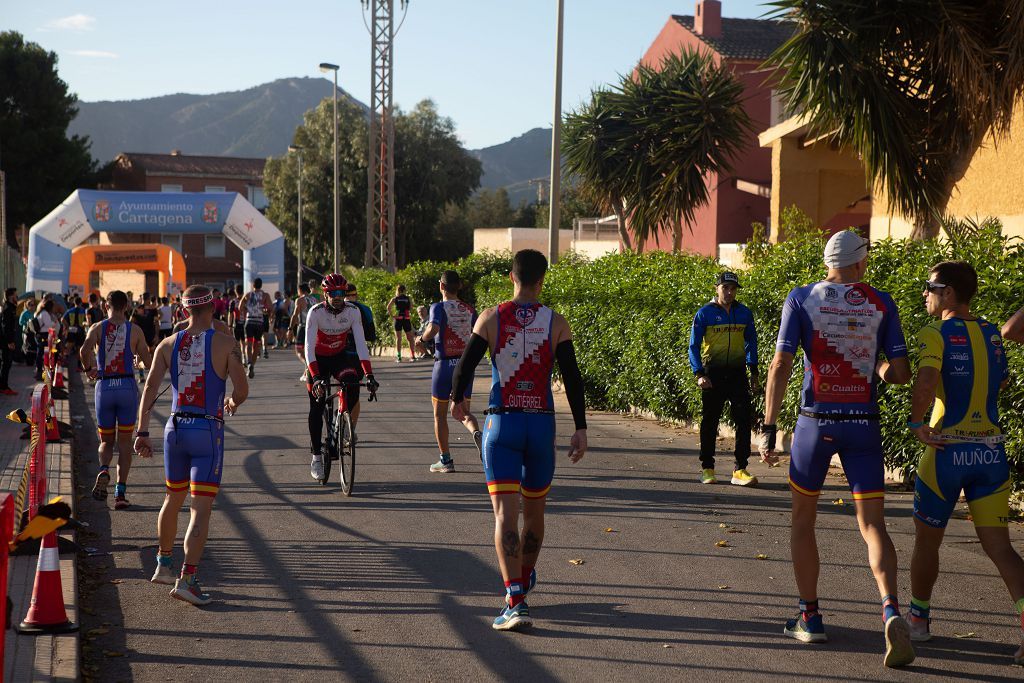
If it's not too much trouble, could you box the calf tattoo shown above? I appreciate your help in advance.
[501,530,520,558]
[522,529,541,556]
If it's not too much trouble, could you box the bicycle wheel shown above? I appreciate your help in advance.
[320,403,336,485]
[337,410,356,496]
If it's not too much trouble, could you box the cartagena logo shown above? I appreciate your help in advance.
[93,200,111,222]
[202,202,219,224]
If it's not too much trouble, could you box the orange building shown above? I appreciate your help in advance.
[637,1,793,260]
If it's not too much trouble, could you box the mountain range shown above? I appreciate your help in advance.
[68,77,551,204]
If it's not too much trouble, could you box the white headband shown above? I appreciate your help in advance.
[182,292,213,308]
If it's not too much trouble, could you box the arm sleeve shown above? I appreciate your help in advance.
[882,295,909,359]
[451,333,489,403]
[743,306,758,368]
[304,308,319,376]
[917,325,944,371]
[556,339,587,430]
[688,310,706,376]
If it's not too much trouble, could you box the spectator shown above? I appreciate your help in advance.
[413,304,435,359]
[19,298,36,366]
[33,299,59,381]
[1,288,18,394]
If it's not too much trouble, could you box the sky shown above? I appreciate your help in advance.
[6,0,773,149]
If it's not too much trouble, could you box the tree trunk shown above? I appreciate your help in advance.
[672,223,682,253]
[612,198,633,252]
[909,136,984,241]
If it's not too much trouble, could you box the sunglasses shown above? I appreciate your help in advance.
[327,290,347,298]
[923,281,948,293]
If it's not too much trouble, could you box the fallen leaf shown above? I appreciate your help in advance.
[717,585,730,590]
[102,650,124,658]
[86,628,109,636]
[109,579,124,584]
[604,528,617,533]
[755,554,769,560]
[569,558,585,565]
[954,632,976,639]
[662,644,673,649]
[726,528,744,534]
[832,499,845,506]
[352,628,362,632]
[718,523,728,529]
[715,540,730,548]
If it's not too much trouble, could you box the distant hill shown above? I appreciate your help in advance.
[69,77,364,163]
[470,127,553,206]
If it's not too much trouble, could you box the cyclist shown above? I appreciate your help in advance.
[305,273,378,482]
[291,283,318,382]
[760,230,914,667]
[387,284,415,362]
[906,262,1024,663]
[239,278,271,378]
[134,285,248,606]
[80,290,153,510]
[688,271,760,486]
[418,270,481,473]
[450,249,588,632]
[1004,305,1024,343]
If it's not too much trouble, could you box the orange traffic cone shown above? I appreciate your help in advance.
[16,531,78,634]
[45,412,61,441]
[53,364,65,389]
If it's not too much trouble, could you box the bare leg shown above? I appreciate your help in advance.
[910,519,945,603]
[158,490,188,552]
[394,330,403,359]
[115,431,134,484]
[491,494,521,585]
[433,399,450,453]
[521,496,546,570]
[97,433,115,469]
[791,492,820,601]
[976,525,1024,661]
[854,498,899,600]
[183,495,215,565]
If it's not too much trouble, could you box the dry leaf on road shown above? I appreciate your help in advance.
[604,528,617,533]
[569,558,585,565]
[715,540,730,548]
[755,554,769,560]
[954,632,977,639]
[718,585,730,590]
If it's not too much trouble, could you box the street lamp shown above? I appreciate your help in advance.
[288,145,304,294]
[548,0,565,265]
[319,62,340,273]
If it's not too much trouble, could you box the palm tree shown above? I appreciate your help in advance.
[767,0,1024,239]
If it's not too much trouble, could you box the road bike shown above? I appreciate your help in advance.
[316,370,377,495]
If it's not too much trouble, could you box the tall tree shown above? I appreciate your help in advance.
[767,0,1024,239]
[0,32,96,247]
[533,183,603,232]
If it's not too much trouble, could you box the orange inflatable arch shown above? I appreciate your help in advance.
[69,244,186,298]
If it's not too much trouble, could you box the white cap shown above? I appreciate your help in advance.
[824,230,869,268]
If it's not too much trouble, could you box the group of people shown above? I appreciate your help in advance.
[691,229,1024,667]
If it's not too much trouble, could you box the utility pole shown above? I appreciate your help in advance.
[363,0,408,272]
[548,0,565,265]
[288,145,304,293]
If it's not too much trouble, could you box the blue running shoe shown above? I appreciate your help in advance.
[784,613,827,643]
[492,602,532,631]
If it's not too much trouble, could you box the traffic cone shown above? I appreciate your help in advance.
[45,412,61,441]
[16,531,78,634]
[53,364,65,389]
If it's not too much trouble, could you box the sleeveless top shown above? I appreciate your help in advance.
[245,292,266,323]
[394,295,411,320]
[430,299,476,360]
[170,330,226,421]
[488,301,555,412]
[98,320,134,380]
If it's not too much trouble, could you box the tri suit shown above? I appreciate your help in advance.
[482,301,556,500]
[393,294,412,333]
[229,299,244,343]
[164,330,226,498]
[914,318,1010,528]
[429,299,477,401]
[776,281,908,500]
[244,292,268,342]
[95,320,139,437]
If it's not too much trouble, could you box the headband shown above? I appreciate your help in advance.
[182,292,213,308]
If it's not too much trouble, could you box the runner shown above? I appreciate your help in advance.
[239,278,271,378]
[450,249,588,631]
[344,283,377,350]
[228,285,245,365]
[211,289,227,322]
[305,273,377,482]
[906,261,1024,663]
[417,270,481,473]
[688,271,760,486]
[759,230,915,667]
[80,290,153,510]
[158,297,174,341]
[291,283,318,382]
[62,295,89,369]
[272,291,291,349]
[134,285,248,606]
[86,292,105,327]
[130,301,155,383]
[1003,304,1024,343]
[387,284,415,363]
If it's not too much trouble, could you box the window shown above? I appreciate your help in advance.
[204,234,225,258]
[248,186,269,210]
[161,184,183,193]
[205,185,226,193]
[160,234,182,252]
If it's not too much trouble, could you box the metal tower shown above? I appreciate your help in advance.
[363,0,407,271]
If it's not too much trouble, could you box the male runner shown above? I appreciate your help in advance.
[1003,305,1024,343]
[272,291,291,348]
[418,270,481,473]
[62,295,88,368]
[305,273,378,482]
[344,284,377,349]
[688,271,760,486]
[228,284,245,364]
[80,290,153,509]
[86,293,105,327]
[135,285,248,606]
[239,278,271,378]
[387,284,415,362]
[291,283,318,382]
[450,249,588,631]
[760,230,915,667]
[906,261,1024,663]
[157,297,174,340]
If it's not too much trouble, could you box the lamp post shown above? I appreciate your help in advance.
[288,145,304,294]
[548,0,565,265]
[319,62,340,273]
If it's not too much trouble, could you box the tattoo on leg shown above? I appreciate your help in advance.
[501,530,520,558]
[522,529,541,556]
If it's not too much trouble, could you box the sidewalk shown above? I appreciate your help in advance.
[0,361,80,682]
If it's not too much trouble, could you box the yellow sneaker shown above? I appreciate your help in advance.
[700,469,717,484]
[731,469,758,487]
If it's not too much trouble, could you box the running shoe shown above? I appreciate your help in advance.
[247,363,254,379]
[263,348,268,359]
[492,602,532,631]
[784,613,828,643]
[731,469,758,487]
[908,615,931,642]
[151,563,176,585]
[92,470,110,501]
[113,495,130,510]
[473,430,483,460]
[429,457,455,473]
[310,455,325,481]
[170,577,213,606]
[883,616,915,668]
[700,468,717,485]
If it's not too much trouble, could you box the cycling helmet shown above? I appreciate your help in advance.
[321,273,348,293]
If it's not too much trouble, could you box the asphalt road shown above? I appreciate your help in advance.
[73,348,1024,681]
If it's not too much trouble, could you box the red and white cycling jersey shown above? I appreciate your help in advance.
[304,302,373,376]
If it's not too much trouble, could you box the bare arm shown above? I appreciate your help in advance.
[762,350,795,426]
[289,300,304,328]
[133,338,172,458]
[877,356,912,385]
[419,322,441,342]
[219,334,249,414]
[79,323,101,378]
[133,326,153,370]
[386,297,396,318]
[909,366,944,448]
[1003,306,1024,343]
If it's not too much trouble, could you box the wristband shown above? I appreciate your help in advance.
[906,421,925,430]
[760,424,777,451]
[136,431,150,437]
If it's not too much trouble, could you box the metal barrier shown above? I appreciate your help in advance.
[28,384,48,522]
[0,492,14,671]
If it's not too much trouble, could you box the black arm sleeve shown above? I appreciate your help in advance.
[555,339,587,431]
[451,333,489,403]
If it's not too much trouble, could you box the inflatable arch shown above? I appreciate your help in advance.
[69,244,187,297]
[26,190,284,295]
